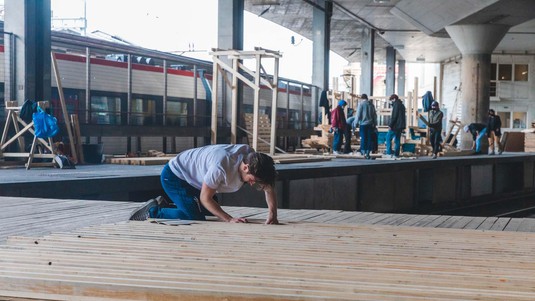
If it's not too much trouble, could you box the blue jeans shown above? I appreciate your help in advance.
[359,124,374,155]
[386,129,402,156]
[332,128,342,152]
[153,163,210,220]
[475,128,487,152]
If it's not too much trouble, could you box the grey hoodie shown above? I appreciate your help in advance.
[356,99,377,127]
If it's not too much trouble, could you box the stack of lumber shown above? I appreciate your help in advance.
[522,129,535,152]
[109,156,172,165]
[0,221,534,300]
[147,149,167,157]
[270,154,331,164]
[244,113,271,153]
[301,124,332,150]
[108,150,175,165]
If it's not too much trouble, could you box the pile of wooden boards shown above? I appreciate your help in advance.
[108,150,175,165]
[301,124,332,150]
[521,129,535,152]
[244,113,271,153]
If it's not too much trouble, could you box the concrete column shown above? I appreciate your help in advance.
[446,24,509,149]
[312,0,332,91]
[218,0,244,51]
[218,0,244,142]
[4,0,51,103]
[397,60,406,97]
[385,46,396,96]
[360,28,375,96]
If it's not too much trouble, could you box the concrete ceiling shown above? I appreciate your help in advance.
[244,0,535,64]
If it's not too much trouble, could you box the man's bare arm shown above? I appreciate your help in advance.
[200,183,247,223]
[264,186,278,224]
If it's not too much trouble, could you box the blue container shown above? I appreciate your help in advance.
[402,143,416,153]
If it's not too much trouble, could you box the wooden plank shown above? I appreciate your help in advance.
[516,218,535,232]
[503,218,524,232]
[1,221,535,300]
[490,217,512,231]
[51,52,77,164]
[463,216,488,230]
[475,217,499,231]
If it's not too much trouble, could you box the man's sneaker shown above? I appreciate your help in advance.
[155,195,174,208]
[129,199,158,221]
[489,151,495,155]
[432,154,438,159]
[498,149,503,155]
[333,151,341,155]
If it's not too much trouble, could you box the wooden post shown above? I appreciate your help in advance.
[252,54,261,151]
[211,55,219,145]
[70,114,85,164]
[270,57,279,155]
[231,57,238,144]
[51,52,78,163]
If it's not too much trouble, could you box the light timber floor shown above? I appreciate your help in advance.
[2,196,535,245]
[1,196,535,300]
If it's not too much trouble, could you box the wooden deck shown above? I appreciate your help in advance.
[0,196,535,300]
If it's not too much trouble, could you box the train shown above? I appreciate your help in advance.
[0,30,316,155]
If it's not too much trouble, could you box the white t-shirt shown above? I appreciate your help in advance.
[168,144,253,193]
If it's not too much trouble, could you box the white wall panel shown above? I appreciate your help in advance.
[90,65,129,93]
[132,69,164,95]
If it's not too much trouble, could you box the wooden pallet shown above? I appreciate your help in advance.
[244,113,271,153]
[0,220,534,300]
[109,157,172,165]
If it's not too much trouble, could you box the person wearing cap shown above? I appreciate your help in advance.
[428,101,443,159]
[355,94,377,159]
[331,99,347,155]
[385,94,406,158]
[487,109,503,155]
[463,123,487,154]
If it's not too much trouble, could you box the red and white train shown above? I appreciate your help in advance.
[0,31,315,154]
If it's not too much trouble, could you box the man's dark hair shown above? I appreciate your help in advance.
[244,152,277,188]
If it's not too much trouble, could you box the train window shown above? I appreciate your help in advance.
[91,95,122,125]
[166,100,189,126]
[51,88,83,123]
[130,97,158,126]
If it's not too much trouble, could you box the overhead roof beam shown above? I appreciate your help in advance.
[332,1,419,33]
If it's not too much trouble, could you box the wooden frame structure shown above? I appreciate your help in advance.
[210,48,281,155]
[1,101,56,169]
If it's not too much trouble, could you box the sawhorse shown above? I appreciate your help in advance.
[1,101,55,169]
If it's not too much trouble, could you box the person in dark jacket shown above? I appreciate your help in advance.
[463,123,487,154]
[330,99,347,155]
[487,109,502,155]
[428,101,443,159]
[385,94,406,157]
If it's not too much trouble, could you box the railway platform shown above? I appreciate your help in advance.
[1,152,535,216]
